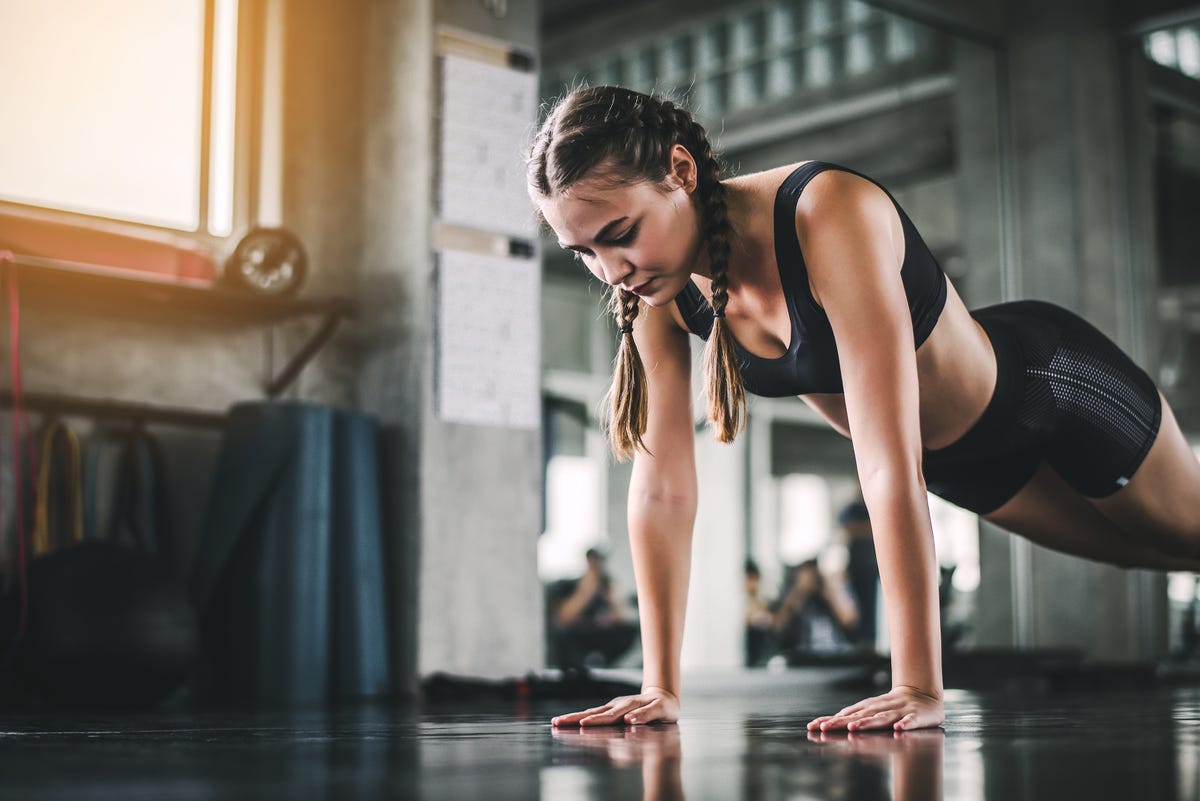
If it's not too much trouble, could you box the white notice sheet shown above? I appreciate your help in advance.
[438,54,538,238]
[435,249,540,429]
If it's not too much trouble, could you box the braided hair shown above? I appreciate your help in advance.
[527,86,745,460]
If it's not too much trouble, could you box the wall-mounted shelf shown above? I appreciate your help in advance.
[0,389,228,430]
[1,253,357,419]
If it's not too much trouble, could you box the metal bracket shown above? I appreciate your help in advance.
[264,311,345,398]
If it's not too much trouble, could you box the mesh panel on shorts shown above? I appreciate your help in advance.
[1032,345,1158,454]
[1007,302,1161,497]
[927,300,1161,507]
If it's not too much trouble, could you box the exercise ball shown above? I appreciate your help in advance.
[12,541,199,707]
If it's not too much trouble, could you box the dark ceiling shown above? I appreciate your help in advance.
[541,0,1200,43]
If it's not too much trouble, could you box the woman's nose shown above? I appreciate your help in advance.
[597,253,632,287]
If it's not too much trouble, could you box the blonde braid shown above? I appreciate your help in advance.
[659,105,746,442]
[602,288,648,459]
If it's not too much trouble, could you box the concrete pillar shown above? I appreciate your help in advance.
[277,0,544,695]
[951,38,1018,648]
[996,0,1167,660]
[416,0,543,683]
[682,430,747,672]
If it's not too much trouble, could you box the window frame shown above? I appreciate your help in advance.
[0,0,266,251]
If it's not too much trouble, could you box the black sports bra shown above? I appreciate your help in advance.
[673,161,948,397]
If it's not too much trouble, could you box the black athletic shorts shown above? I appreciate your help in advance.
[922,300,1162,516]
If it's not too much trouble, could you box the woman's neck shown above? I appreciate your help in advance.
[696,181,758,284]
[692,181,762,284]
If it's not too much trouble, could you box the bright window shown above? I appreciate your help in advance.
[778,473,832,564]
[0,0,239,233]
[538,455,604,582]
[1146,24,1200,80]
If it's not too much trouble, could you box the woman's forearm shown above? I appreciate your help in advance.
[627,485,696,697]
[863,476,943,698]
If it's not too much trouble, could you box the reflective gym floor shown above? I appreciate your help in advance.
[1,671,1197,800]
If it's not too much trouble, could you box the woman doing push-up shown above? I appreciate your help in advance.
[525,85,1200,732]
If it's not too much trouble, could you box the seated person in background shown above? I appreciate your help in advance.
[547,548,640,671]
[772,559,860,658]
[744,559,777,666]
[839,499,880,649]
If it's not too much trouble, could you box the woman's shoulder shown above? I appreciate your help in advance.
[724,160,817,195]
[791,166,895,239]
[726,160,889,232]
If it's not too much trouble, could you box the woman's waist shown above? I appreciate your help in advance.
[917,312,1006,451]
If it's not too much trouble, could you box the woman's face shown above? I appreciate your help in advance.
[536,150,704,307]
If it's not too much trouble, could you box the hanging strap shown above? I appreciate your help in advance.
[109,424,165,556]
[0,251,35,658]
[94,426,168,558]
[33,420,84,557]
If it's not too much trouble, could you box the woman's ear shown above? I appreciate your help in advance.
[666,143,698,193]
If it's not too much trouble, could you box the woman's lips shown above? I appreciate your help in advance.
[631,279,654,295]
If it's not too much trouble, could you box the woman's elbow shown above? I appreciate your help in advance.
[628,484,698,514]
[859,461,927,504]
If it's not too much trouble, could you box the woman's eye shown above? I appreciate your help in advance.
[610,225,638,246]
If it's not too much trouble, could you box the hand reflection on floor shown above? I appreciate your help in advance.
[551,722,944,801]
[551,725,683,801]
[808,728,945,801]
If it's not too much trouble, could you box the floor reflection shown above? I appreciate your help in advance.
[805,729,943,801]
[550,720,944,801]
[2,682,1198,799]
[553,726,684,800]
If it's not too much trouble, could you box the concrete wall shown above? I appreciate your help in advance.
[340,0,544,691]
[0,0,545,698]
[993,0,1169,660]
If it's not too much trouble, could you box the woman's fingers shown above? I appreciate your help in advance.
[809,687,944,733]
[579,708,631,726]
[552,690,681,728]
[623,699,661,724]
[846,709,904,731]
[552,704,614,727]
[809,705,878,731]
[807,700,871,731]
[810,701,894,731]
[578,698,641,726]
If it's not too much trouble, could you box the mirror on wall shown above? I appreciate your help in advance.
[536,0,1008,671]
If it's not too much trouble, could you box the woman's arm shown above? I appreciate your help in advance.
[797,171,944,731]
[552,301,697,727]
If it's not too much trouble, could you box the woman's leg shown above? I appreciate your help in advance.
[983,456,1200,573]
[1088,392,1200,559]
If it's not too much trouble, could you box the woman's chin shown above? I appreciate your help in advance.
[636,276,686,306]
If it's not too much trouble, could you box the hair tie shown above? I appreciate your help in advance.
[618,325,633,335]
[712,310,725,320]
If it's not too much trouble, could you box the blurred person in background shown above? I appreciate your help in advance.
[773,559,859,658]
[744,559,776,666]
[839,499,880,649]
[547,548,639,671]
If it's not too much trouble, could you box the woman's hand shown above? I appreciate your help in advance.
[806,685,943,732]
[550,686,680,727]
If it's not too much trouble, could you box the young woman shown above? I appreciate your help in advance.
[526,85,1200,732]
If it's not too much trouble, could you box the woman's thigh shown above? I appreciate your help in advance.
[983,457,1200,572]
[1088,392,1200,557]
